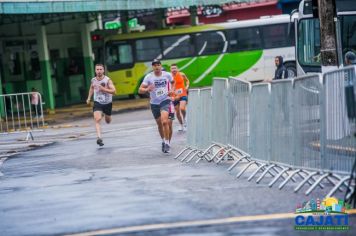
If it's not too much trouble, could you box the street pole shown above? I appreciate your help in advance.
[318,0,338,72]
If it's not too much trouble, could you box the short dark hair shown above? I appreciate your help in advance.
[95,63,105,68]
[151,59,161,65]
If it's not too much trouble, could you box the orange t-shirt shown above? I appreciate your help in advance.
[173,72,187,97]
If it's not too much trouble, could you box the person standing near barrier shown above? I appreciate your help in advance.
[31,88,42,118]
[139,59,175,153]
[86,64,116,146]
[274,56,289,80]
[344,51,356,137]
[170,64,189,131]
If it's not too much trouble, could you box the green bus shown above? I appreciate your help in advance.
[102,14,296,97]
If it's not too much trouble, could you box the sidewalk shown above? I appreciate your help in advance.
[0,98,150,159]
[44,98,150,125]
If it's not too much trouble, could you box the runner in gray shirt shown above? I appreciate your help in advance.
[86,64,116,146]
[139,59,175,153]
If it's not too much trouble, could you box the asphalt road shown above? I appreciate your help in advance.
[0,110,354,236]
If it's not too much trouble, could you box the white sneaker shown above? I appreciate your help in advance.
[178,126,184,131]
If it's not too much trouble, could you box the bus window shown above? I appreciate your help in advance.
[227,27,262,52]
[297,19,321,66]
[194,31,226,55]
[341,15,356,60]
[106,42,134,71]
[262,24,292,49]
[136,38,161,62]
[119,44,133,64]
[162,34,194,59]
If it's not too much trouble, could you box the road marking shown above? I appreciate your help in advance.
[65,209,356,236]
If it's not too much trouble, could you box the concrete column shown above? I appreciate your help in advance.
[120,11,129,34]
[36,25,55,113]
[190,6,199,26]
[156,9,166,29]
[81,23,94,89]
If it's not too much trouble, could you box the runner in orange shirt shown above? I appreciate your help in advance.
[170,64,189,131]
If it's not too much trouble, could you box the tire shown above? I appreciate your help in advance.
[285,62,297,78]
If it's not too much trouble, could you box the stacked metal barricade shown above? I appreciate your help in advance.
[175,66,356,199]
[0,92,45,140]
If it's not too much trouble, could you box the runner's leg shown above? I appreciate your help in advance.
[94,111,103,138]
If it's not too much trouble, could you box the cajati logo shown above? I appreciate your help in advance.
[294,197,352,231]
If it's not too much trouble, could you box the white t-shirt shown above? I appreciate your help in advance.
[142,71,173,105]
[91,76,113,104]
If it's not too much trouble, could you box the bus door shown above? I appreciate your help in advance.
[105,41,135,96]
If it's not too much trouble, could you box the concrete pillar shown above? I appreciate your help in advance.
[36,25,55,113]
[121,11,129,34]
[156,9,166,29]
[190,6,199,26]
[81,23,94,89]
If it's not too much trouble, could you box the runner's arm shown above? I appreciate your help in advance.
[182,73,190,90]
[86,84,94,104]
[106,80,117,95]
[98,80,116,95]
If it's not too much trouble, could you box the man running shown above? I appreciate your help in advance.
[139,59,175,153]
[170,64,189,131]
[86,64,116,146]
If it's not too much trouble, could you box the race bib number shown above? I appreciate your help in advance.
[176,88,183,95]
[96,94,105,103]
[155,87,167,97]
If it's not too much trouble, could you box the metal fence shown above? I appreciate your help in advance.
[176,65,356,198]
[0,92,45,140]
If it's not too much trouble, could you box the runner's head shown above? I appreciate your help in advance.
[95,64,105,77]
[151,59,162,74]
[170,64,178,75]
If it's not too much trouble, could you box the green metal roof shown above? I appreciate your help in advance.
[0,0,253,14]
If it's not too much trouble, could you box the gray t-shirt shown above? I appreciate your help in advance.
[91,76,113,104]
[142,71,173,105]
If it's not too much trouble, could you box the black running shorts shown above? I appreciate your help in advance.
[93,101,112,116]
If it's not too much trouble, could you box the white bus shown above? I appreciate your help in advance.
[295,0,356,75]
[102,14,297,96]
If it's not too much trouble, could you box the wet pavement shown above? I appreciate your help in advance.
[0,110,355,236]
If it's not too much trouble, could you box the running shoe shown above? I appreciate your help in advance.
[97,138,104,146]
[164,143,170,153]
[162,142,165,153]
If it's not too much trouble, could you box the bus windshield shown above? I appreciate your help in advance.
[340,15,356,62]
[297,14,356,70]
[297,18,320,67]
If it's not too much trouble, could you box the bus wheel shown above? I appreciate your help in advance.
[285,62,297,78]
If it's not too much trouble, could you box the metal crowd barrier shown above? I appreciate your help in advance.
[0,92,45,140]
[175,66,356,199]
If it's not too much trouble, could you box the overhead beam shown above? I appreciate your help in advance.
[0,0,252,14]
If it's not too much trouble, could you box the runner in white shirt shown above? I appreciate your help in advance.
[86,64,116,146]
[139,59,175,153]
